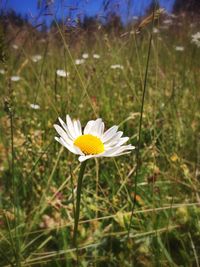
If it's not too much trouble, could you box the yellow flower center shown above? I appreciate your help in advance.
[74,134,104,155]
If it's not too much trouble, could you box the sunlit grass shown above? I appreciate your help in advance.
[0,13,200,266]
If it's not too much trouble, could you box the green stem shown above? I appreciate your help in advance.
[54,72,58,102]
[127,7,155,238]
[73,160,87,246]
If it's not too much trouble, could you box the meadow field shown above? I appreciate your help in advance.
[0,5,200,266]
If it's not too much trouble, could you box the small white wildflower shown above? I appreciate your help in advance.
[160,25,169,30]
[31,54,42,62]
[153,28,159,34]
[0,69,5,75]
[170,14,177,19]
[0,165,4,171]
[110,64,124,70]
[82,53,89,59]
[75,59,85,65]
[12,44,18,50]
[11,76,20,82]
[40,38,46,43]
[30,104,40,110]
[93,54,100,59]
[175,46,184,51]
[163,19,172,25]
[191,32,200,48]
[56,69,69,77]
[133,16,138,20]
[161,103,165,108]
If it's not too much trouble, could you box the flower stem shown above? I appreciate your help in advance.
[73,160,87,246]
[127,5,155,238]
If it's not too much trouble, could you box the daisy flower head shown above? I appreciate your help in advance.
[10,76,21,82]
[75,59,85,65]
[163,19,173,25]
[93,54,100,59]
[31,54,42,62]
[56,69,69,78]
[54,115,135,162]
[12,44,19,50]
[110,64,124,70]
[30,103,40,110]
[133,16,138,21]
[153,27,159,34]
[175,46,184,51]
[0,69,5,75]
[82,53,89,59]
[191,32,200,48]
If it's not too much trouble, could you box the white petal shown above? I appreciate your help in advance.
[78,155,95,162]
[58,117,74,141]
[54,124,69,141]
[103,145,135,157]
[88,118,102,137]
[102,147,123,156]
[60,136,74,147]
[100,122,105,136]
[77,120,82,135]
[83,120,95,134]
[55,137,82,155]
[60,137,84,155]
[105,137,130,149]
[102,126,118,143]
[104,131,123,146]
[78,145,135,161]
[112,145,135,156]
[116,137,129,146]
[66,115,77,139]
[95,120,104,137]
[73,120,82,137]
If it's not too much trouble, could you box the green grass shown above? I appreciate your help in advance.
[0,15,200,266]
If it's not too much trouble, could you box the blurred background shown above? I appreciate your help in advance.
[0,1,200,266]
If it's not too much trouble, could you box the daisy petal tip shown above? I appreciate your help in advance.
[58,117,63,123]
[78,156,86,162]
[66,114,71,120]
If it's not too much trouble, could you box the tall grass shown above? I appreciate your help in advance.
[0,8,200,267]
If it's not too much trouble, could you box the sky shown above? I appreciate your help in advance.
[1,0,176,25]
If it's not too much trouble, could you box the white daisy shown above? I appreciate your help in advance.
[56,69,69,77]
[191,32,200,48]
[31,54,42,62]
[170,14,177,19]
[153,28,159,34]
[12,44,19,50]
[0,69,5,75]
[30,103,40,110]
[82,53,89,59]
[110,64,124,70]
[93,54,100,59]
[175,46,184,51]
[75,59,85,65]
[10,76,21,82]
[160,25,169,30]
[163,19,172,25]
[54,115,135,162]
